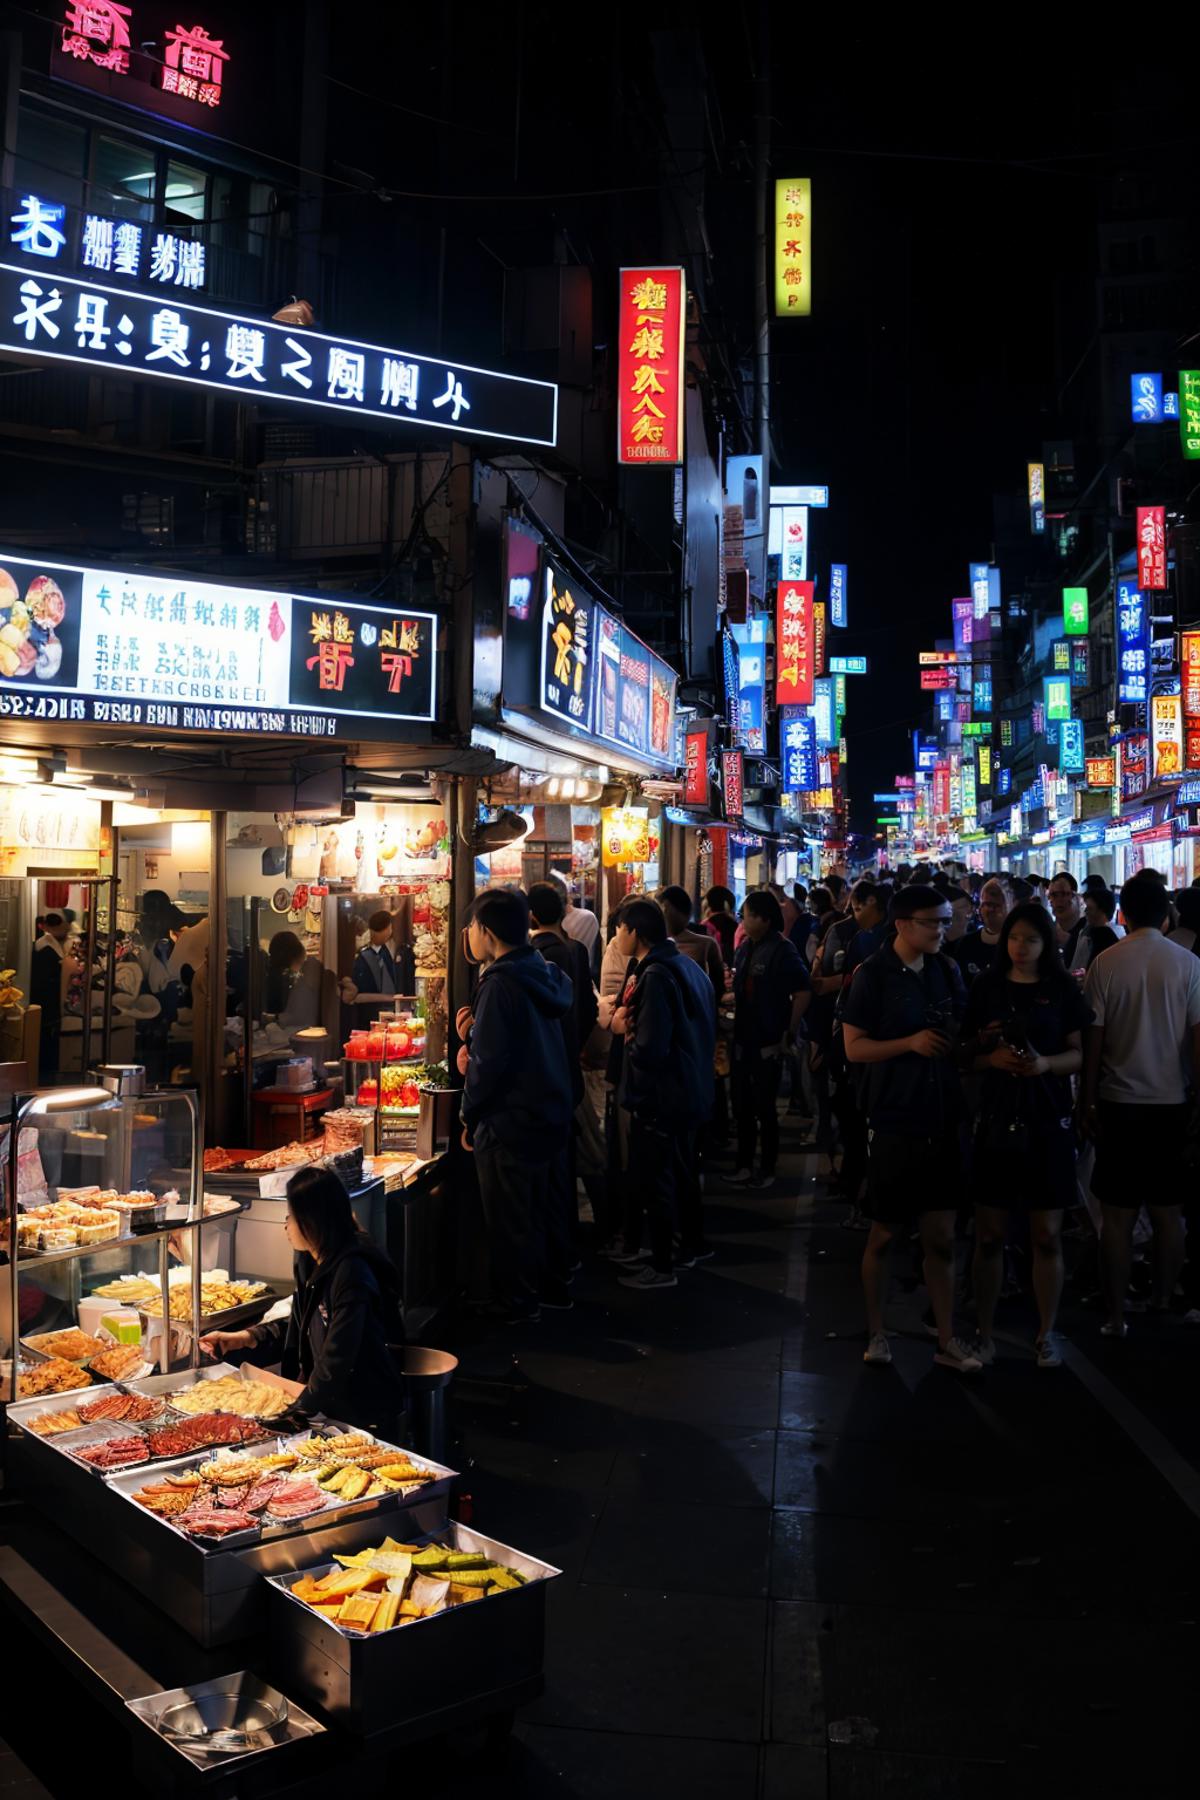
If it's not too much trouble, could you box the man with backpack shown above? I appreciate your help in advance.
[841,885,981,1374]
[728,890,811,1189]
[609,899,716,1290]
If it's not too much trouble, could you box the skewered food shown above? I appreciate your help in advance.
[87,1343,147,1382]
[74,1435,149,1470]
[17,1359,93,1397]
[146,1414,268,1457]
[21,1408,84,1436]
[78,1392,162,1425]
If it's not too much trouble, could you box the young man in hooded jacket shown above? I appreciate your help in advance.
[460,888,575,1325]
[611,898,716,1289]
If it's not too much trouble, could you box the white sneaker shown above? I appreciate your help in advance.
[618,1264,678,1291]
[933,1337,983,1375]
[974,1337,997,1366]
[725,1168,754,1186]
[863,1332,892,1365]
[1100,1320,1128,1338]
[1036,1331,1064,1369]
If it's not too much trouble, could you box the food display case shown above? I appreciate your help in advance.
[343,997,432,1153]
[2,1067,216,1411]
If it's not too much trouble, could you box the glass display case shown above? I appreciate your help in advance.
[1,1067,232,1408]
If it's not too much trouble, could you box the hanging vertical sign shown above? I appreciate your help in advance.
[774,178,812,316]
[1071,639,1090,689]
[1182,631,1200,769]
[1130,373,1163,423]
[829,563,847,627]
[1044,675,1071,722]
[617,267,685,464]
[1117,581,1149,704]
[1136,506,1167,591]
[1180,370,1200,460]
[978,743,992,786]
[932,763,951,816]
[1028,462,1046,533]
[1062,587,1089,635]
[721,749,744,820]
[952,598,974,651]
[775,580,814,706]
[1059,718,1084,772]
[780,706,817,792]
[812,678,835,748]
[1152,692,1183,782]
[776,506,809,579]
[684,730,709,806]
[812,600,827,678]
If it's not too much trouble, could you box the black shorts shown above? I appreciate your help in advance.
[863,1128,963,1224]
[969,1118,1077,1213]
[1092,1102,1191,1207]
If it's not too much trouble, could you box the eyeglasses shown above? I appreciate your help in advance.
[908,914,952,929]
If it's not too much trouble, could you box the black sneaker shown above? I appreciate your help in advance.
[676,1246,715,1268]
[539,1284,574,1311]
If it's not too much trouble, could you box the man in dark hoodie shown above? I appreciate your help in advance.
[528,879,601,1287]
[461,887,575,1324]
[611,898,715,1290]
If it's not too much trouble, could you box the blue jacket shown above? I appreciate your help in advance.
[622,940,715,1130]
[461,945,574,1160]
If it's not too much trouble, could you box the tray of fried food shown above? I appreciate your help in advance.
[16,1357,95,1398]
[138,1278,271,1328]
[242,1140,324,1173]
[21,1327,108,1365]
[289,1431,440,1499]
[87,1342,153,1383]
[90,1274,161,1306]
[193,1449,300,1485]
[77,1389,167,1426]
[19,1404,87,1438]
[166,1374,292,1420]
[129,1469,206,1518]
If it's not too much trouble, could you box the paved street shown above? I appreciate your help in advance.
[443,1114,1200,1798]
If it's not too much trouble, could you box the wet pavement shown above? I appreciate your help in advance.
[442,1113,1200,1799]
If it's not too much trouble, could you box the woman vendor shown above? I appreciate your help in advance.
[200,1168,404,1434]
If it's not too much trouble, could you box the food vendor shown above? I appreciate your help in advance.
[265,929,323,1031]
[199,1168,405,1434]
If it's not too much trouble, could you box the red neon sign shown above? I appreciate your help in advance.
[775,580,813,706]
[617,268,685,465]
[163,22,229,106]
[722,750,744,821]
[61,0,132,71]
[684,730,708,806]
[1136,505,1166,592]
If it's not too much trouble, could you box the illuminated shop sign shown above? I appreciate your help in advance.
[770,485,829,508]
[1063,587,1089,635]
[1151,692,1183,782]
[829,563,847,626]
[1181,370,1200,460]
[730,616,767,752]
[1136,506,1167,591]
[969,562,1000,618]
[1044,676,1071,723]
[0,546,435,737]
[1117,581,1149,704]
[780,706,818,792]
[0,259,557,445]
[9,195,205,291]
[1059,718,1084,772]
[1131,373,1163,423]
[536,562,676,763]
[722,750,744,820]
[1086,757,1116,788]
[617,267,685,464]
[769,506,809,578]
[774,178,811,316]
[776,580,814,706]
[1028,462,1045,533]
[828,655,867,674]
[684,731,708,806]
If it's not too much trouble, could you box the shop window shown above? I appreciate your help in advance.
[165,158,208,224]
[14,107,86,210]
[93,134,158,222]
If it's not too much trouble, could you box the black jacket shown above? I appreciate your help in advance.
[248,1234,404,1431]
[622,940,715,1130]
[461,944,574,1159]
[531,930,597,1107]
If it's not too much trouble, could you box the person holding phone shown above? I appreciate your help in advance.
[841,886,978,1374]
[962,905,1092,1369]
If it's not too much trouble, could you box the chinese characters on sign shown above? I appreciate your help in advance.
[1086,756,1116,788]
[1152,692,1183,781]
[829,563,847,628]
[1180,370,1200,461]
[61,0,132,71]
[1062,586,1089,635]
[1136,506,1167,592]
[721,749,744,821]
[1117,581,1149,704]
[1044,676,1071,723]
[162,21,229,107]
[0,260,557,445]
[1027,462,1045,534]
[0,547,436,736]
[1131,372,1163,423]
[780,707,817,793]
[684,730,708,806]
[1059,718,1084,773]
[774,178,811,316]
[10,194,206,290]
[600,806,650,867]
[828,655,867,675]
[775,580,814,706]
[1183,631,1200,770]
[617,267,684,464]
[540,566,591,730]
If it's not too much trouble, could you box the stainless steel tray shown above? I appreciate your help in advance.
[124,1360,293,1423]
[266,1523,559,1735]
[134,1287,277,1337]
[5,1386,111,1437]
[125,1672,326,1780]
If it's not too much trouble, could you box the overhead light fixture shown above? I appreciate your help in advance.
[272,297,314,327]
[473,808,533,855]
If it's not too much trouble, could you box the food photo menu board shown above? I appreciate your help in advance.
[0,549,436,740]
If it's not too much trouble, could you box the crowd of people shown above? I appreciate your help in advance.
[452,863,1200,1375]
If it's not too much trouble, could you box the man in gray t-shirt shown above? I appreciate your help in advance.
[1082,874,1200,1335]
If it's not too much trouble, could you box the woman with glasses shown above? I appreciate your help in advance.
[841,886,980,1375]
[962,904,1092,1369]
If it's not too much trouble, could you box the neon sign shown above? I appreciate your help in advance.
[774,178,812,316]
[162,22,229,107]
[617,267,685,465]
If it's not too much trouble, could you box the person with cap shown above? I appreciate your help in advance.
[841,884,981,1374]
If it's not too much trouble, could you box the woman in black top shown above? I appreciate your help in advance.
[963,904,1093,1369]
[200,1168,404,1434]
